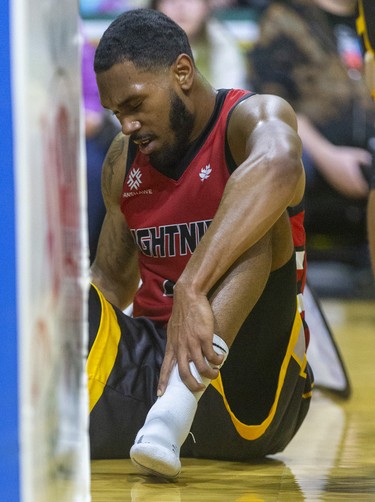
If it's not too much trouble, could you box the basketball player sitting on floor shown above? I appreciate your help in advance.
[87,8,314,480]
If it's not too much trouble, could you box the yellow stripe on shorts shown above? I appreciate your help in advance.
[86,284,121,412]
[211,305,306,440]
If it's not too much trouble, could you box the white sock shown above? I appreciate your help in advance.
[130,334,229,477]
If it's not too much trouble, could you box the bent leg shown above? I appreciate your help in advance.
[130,214,307,471]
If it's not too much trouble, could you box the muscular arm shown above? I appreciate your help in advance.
[179,94,304,296]
[91,133,140,310]
[159,94,305,393]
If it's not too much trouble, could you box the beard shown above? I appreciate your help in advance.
[148,90,195,174]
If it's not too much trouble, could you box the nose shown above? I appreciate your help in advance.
[121,118,141,136]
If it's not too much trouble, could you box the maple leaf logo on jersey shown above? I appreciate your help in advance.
[127,168,142,190]
[199,164,212,181]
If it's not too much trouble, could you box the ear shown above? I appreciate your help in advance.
[173,54,195,90]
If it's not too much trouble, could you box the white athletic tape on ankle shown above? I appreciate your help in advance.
[190,334,229,398]
[167,333,229,387]
[212,333,229,368]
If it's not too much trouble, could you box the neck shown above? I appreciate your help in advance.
[189,73,217,142]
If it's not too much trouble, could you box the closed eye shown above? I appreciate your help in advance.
[112,100,143,118]
[128,100,142,111]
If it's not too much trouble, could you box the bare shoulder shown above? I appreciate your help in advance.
[230,93,298,133]
[227,93,300,165]
[102,132,129,207]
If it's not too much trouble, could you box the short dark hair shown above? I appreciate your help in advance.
[94,9,194,73]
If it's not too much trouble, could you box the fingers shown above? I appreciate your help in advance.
[178,343,222,393]
[157,348,175,397]
[202,339,225,370]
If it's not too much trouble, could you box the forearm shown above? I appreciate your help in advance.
[177,152,303,296]
[90,212,140,310]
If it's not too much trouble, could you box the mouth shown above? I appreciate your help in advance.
[132,135,154,155]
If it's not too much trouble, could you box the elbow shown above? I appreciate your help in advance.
[253,143,304,209]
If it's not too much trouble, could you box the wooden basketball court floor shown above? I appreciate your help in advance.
[91,299,375,501]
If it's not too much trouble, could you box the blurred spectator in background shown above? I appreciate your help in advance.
[150,0,248,89]
[209,0,236,8]
[82,36,120,262]
[247,0,375,290]
[357,0,375,276]
[207,0,271,10]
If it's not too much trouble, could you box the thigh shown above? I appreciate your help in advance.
[88,285,167,459]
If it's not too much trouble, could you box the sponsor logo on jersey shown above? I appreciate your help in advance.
[199,164,212,181]
[127,167,142,190]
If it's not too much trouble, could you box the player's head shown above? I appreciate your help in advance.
[94,9,197,172]
[94,8,194,73]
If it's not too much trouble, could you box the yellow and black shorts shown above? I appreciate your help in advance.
[88,255,313,460]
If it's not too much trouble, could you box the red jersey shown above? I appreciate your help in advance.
[121,89,308,344]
